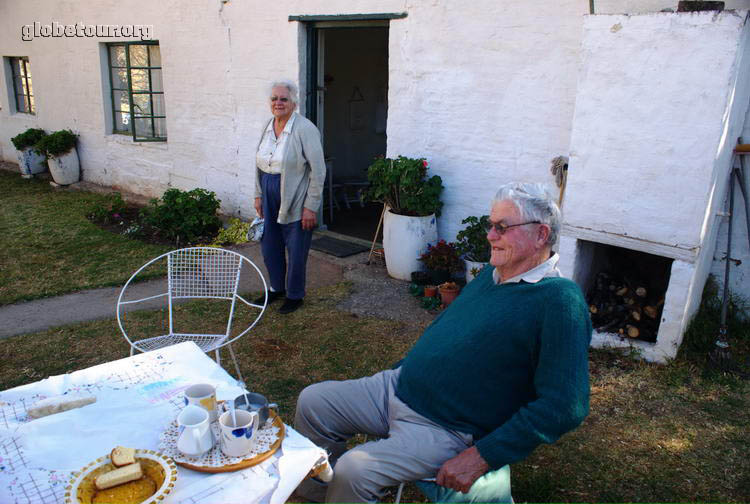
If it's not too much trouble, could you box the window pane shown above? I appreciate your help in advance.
[19,94,30,113]
[134,118,154,138]
[109,45,126,67]
[129,69,149,91]
[154,118,167,138]
[113,90,130,112]
[148,45,161,67]
[111,68,127,90]
[152,94,166,116]
[29,95,35,114]
[132,93,152,115]
[150,69,164,92]
[13,74,24,95]
[26,76,33,96]
[114,112,130,131]
[129,45,148,67]
[19,60,29,78]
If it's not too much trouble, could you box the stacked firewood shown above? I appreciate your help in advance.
[586,272,664,342]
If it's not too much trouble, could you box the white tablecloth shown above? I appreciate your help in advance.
[0,341,326,504]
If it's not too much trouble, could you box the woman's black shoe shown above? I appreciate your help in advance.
[278,298,303,314]
[255,290,285,305]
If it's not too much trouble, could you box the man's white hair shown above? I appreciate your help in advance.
[493,182,561,246]
[269,80,299,105]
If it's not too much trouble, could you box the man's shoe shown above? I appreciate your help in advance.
[254,290,285,305]
[278,298,303,314]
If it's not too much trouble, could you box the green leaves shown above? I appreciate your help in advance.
[365,156,444,217]
[140,188,221,245]
[11,128,46,151]
[33,129,77,158]
[455,215,491,262]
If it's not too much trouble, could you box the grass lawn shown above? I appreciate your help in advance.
[1,281,748,502]
[0,170,171,305]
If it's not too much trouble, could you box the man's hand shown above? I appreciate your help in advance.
[301,208,317,230]
[254,197,263,219]
[436,446,490,494]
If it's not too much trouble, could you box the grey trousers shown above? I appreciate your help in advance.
[294,369,473,503]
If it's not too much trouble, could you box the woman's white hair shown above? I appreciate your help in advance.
[269,80,299,106]
[493,182,561,246]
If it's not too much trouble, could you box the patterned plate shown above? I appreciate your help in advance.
[64,449,177,504]
[159,410,284,473]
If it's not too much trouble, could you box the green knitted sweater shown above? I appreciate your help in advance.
[396,266,592,470]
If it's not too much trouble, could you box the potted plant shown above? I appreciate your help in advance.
[11,128,47,178]
[455,215,491,282]
[366,155,444,281]
[34,129,79,185]
[438,281,461,307]
[418,239,463,284]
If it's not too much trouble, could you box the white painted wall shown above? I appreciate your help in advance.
[387,0,590,239]
[594,0,750,13]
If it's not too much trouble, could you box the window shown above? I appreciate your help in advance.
[9,57,35,114]
[107,42,166,141]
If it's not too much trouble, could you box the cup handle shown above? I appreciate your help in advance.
[250,411,260,441]
[192,427,202,452]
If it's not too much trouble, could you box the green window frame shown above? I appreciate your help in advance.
[107,41,166,142]
[10,57,35,114]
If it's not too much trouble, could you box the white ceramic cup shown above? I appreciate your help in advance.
[177,405,214,457]
[219,409,260,458]
[184,383,218,422]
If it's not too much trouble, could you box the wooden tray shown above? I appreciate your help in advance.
[175,410,285,473]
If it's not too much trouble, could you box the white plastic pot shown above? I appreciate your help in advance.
[17,147,47,178]
[382,210,438,281]
[464,258,489,283]
[48,148,80,185]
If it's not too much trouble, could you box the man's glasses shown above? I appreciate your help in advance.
[270,96,290,102]
[485,221,541,235]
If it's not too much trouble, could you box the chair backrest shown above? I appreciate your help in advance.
[117,247,268,354]
[168,247,242,300]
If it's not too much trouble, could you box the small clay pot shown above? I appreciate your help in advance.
[438,282,460,307]
[423,285,437,298]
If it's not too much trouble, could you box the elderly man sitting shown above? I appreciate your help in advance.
[295,182,592,503]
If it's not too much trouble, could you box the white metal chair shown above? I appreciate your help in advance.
[116,247,268,384]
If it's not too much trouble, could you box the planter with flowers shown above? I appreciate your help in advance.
[455,215,491,283]
[418,239,463,285]
[34,129,79,185]
[11,128,47,178]
[366,155,444,281]
[438,281,461,307]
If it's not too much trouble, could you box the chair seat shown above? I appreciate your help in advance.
[414,465,512,503]
[131,333,229,353]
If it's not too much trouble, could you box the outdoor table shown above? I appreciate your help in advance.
[0,341,327,504]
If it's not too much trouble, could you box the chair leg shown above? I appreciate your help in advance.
[215,349,221,366]
[394,482,404,504]
[226,342,245,387]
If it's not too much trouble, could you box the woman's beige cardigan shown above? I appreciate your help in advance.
[254,112,326,225]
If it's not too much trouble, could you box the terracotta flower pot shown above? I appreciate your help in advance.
[423,285,437,298]
[438,282,460,307]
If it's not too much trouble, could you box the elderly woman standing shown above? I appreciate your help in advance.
[254,81,326,314]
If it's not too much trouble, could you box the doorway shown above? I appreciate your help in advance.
[308,24,388,242]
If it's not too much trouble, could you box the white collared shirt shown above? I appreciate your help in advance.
[256,113,297,174]
[492,252,561,285]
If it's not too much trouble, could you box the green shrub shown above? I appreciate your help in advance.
[213,218,250,245]
[34,129,77,158]
[141,188,221,245]
[365,156,444,217]
[88,192,127,224]
[455,215,491,262]
[11,128,46,151]
[419,239,463,273]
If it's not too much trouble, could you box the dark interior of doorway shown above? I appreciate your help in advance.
[317,26,388,243]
